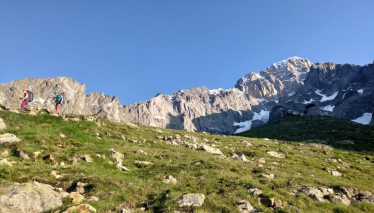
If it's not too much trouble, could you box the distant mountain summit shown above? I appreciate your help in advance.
[1,57,373,134]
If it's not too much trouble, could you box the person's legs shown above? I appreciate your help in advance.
[21,101,27,109]
[56,103,61,114]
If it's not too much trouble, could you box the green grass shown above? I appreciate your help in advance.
[237,115,374,152]
[0,111,373,212]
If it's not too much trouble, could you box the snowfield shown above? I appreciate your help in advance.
[233,110,270,134]
[351,113,372,125]
[321,105,335,112]
[315,90,338,102]
[302,98,315,104]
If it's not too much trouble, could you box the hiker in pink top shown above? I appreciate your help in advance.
[21,89,29,109]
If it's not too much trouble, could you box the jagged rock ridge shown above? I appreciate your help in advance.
[1,57,373,134]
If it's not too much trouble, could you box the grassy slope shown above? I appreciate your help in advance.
[237,115,374,152]
[0,111,373,213]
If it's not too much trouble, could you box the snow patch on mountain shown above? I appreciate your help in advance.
[315,90,338,102]
[302,98,315,104]
[233,110,270,133]
[321,105,335,112]
[351,113,372,125]
[357,89,363,94]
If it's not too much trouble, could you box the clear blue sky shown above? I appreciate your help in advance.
[1,1,373,105]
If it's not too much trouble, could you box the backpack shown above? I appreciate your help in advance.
[27,91,34,102]
[58,94,65,104]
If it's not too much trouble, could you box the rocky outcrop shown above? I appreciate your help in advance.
[0,182,63,213]
[1,57,373,135]
[370,108,374,126]
[0,117,6,130]
[277,61,374,124]
[0,133,22,144]
[0,77,126,123]
[177,193,205,207]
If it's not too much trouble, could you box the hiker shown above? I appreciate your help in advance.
[54,91,64,115]
[21,89,29,109]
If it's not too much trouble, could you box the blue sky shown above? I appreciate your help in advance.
[1,0,373,105]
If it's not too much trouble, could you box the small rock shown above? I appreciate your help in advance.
[0,117,6,130]
[326,168,342,177]
[234,154,249,162]
[257,158,266,163]
[0,133,22,144]
[64,204,97,213]
[1,150,9,156]
[200,144,224,155]
[75,182,88,194]
[0,159,13,167]
[163,175,178,184]
[247,187,263,196]
[261,173,275,179]
[60,133,67,139]
[237,199,257,213]
[51,170,61,179]
[267,151,286,159]
[134,160,153,165]
[82,155,93,163]
[135,150,148,155]
[18,150,30,161]
[177,193,205,207]
[87,196,99,202]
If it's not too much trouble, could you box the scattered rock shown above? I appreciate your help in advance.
[326,168,342,177]
[82,155,93,163]
[237,199,258,213]
[134,160,153,165]
[72,194,85,204]
[75,182,88,194]
[261,173,275,179]
[43,154,58,166]
[247,187,263,196]
[238,140,253,146]
[1,150,9,156]
[200,144,223,155]
[0,117,6,130]
[114,161,130,171]
[267,151,286,159]
[60,133,67,139]
[330,194,351,205]
[0,133,22,144]
[135,150,148,155]
[87,196,99,202]
[297,186,333,202]
[51,170,62,179]
[0,182,63,213]
[0,159,13,167]
[163,175,178,184]
[64,204,97,213]
[17,150,30,161]
[308,143,334,151]
[234,154,249,162]
[177,193,205,207]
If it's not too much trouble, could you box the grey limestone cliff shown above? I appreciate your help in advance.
[1,57,373,134]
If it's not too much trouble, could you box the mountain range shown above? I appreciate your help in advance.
[1,57,373,134]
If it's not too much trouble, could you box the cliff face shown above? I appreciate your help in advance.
[277,62,374,124]
[0,77,127,123]
[2,57,373,134]
[123,57,312,134]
